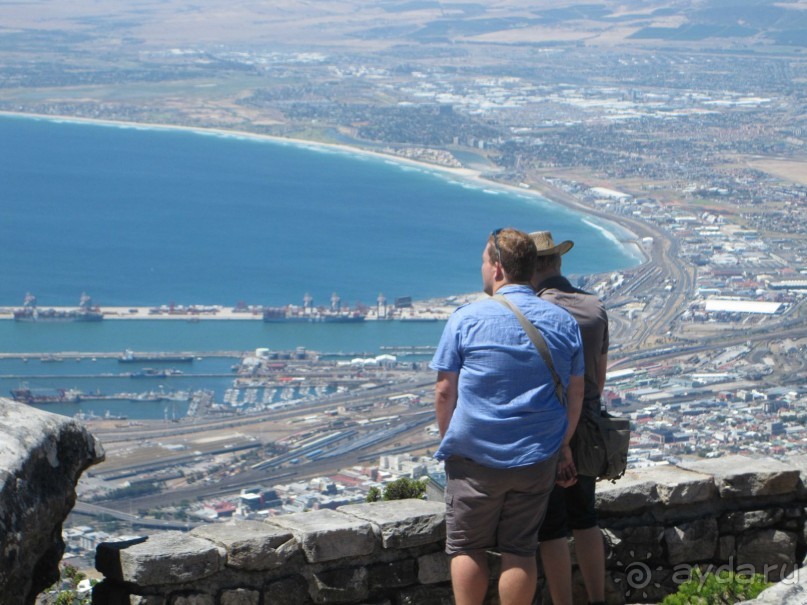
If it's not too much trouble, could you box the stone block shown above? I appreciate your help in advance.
[367,558,418,589]
[719,509,784,534]
[783,453,807,498]
[171,595,214,605]
[648,464,718,505]
[95,537,149,582]
[677,455,799,498]
[611,525,665,563]
[130,597,166,605]
[310,566,369,604]
[191,520,297,571]
[418,551,451,585]
[737,529,797,581]
[220,588,260,605]
[397,584,455,605]
[596,471,658,514]
[664,518,718,564]
[263,575,312,605]
[718,535,735,562]
[338,499,445,549]
[268,509,375,563]
[784,506,802,519]
[96,531,225,586]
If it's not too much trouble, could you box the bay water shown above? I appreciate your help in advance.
[0,114,641,417]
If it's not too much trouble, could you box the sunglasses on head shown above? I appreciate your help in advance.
[491,228,504,266]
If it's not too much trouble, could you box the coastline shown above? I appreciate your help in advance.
[0,110,646,264]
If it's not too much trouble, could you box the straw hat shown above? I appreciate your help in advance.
[529,231,574,256]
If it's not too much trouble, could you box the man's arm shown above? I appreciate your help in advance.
[564,374,584,445]
[435,370,459,438]
[556,373,584,486]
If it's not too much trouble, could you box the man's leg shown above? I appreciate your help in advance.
[573,526,606,603]
[499,552,538,605]
[539,537,573,605]
[451,552,489,605]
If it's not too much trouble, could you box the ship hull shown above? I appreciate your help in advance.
[13,311,104,322]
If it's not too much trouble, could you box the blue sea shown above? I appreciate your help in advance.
[0,113,642,417]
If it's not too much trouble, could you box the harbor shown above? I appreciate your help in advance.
[0,292,465,323]
[0,339,438,419]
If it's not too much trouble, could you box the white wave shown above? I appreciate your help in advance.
[582,217,645,262]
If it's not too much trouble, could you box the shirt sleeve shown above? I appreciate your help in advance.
[429,311,463,373]
[570,323,585,377]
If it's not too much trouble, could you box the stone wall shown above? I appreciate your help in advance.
[0,397,105,605]
[2,395,805,605]
[595,456,806,604]
[91,454,807,605]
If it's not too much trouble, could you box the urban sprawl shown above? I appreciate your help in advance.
[1,1,806,573]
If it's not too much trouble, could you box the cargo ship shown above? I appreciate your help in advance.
[118,349,195,363]
[13,293,103,322]
[129,367,184,378]
[262,307,366,323]
[262,293,366,323]
[10,387,83,404]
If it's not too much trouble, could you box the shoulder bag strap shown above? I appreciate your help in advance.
[493,294,566,407]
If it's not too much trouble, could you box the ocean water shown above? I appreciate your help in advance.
[0,114,640,308]
[0,114,642,417]
[0,319,446,418]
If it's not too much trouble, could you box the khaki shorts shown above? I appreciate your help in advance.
[444,454,558,557]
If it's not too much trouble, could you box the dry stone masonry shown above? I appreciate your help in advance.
[93,456,807,604]
[94,500,450,605]
[3,397,807,604]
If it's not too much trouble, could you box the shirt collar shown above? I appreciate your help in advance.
[495,283,535,296]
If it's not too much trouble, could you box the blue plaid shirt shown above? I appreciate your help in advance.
[430,284,584,468]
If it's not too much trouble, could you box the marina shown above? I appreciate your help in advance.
[0,336,437,420]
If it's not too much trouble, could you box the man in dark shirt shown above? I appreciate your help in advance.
[530,231,609,605]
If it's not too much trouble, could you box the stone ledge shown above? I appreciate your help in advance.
[267,508,376,563]
[97,531,226,585]
[677,455,799,499]
[598,456,800,515]
[337,499,446,549]
[191,520,297,571]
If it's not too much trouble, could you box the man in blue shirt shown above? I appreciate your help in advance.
[431,228,585,605]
